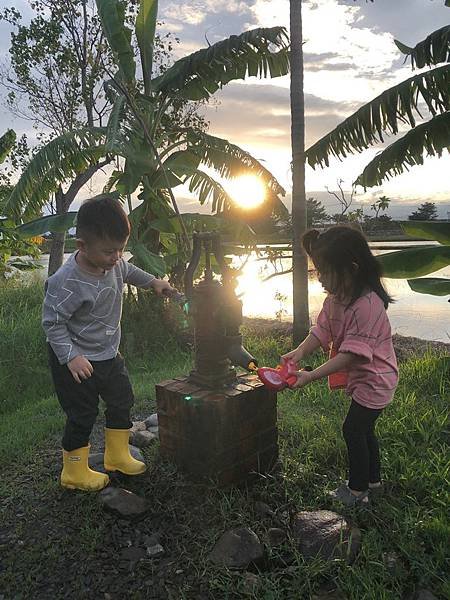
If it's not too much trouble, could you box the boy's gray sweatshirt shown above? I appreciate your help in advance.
[42,252,155,365]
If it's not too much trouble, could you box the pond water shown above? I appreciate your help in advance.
[232,242,449,344]
[36,242,449,343]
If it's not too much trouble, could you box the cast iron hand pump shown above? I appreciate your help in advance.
[184,232,257,388]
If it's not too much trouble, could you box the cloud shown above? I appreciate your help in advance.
[337,0,449,45]
[160,0,253,31]
[205,82,359,148]
[250,0,410,102]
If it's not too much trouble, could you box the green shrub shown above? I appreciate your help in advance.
[0,276,50,414]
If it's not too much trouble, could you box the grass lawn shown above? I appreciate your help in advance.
[0,279,448,599]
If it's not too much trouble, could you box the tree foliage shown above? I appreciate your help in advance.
[0,130,16,165]
[408,202,438,221]
[307,197,329,227]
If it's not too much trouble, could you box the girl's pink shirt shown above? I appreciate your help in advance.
[310,291,398,409]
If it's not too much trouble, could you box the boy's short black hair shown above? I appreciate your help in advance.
[76,194,130,242]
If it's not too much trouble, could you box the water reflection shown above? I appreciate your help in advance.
[232,250,450,343]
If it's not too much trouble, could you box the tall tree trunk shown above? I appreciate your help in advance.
[48,188,66,276]
[290,0,310,345]
[47,160,110,276]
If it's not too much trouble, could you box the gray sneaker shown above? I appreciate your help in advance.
[329,483,369,507]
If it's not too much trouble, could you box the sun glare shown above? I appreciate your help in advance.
[227,175,266,209]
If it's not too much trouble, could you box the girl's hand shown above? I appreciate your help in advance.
[281,347,302,366]
[151,279,173,296]
[291,369,314,389]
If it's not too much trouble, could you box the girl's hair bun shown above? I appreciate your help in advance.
[302,229,320,254]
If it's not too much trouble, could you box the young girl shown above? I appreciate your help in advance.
[282,226,398,506]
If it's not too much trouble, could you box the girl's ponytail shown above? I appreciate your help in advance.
[302,229,320,255]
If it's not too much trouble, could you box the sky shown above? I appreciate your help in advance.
[0,0,449,219]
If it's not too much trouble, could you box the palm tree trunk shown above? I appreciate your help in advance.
[290,0,310,344]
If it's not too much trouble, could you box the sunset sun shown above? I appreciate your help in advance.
[227,175,266,209]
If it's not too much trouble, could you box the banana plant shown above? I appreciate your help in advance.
[0,129,44,272]
[93,0,290,275]
[377,222,450,301]
[306,18,450,188]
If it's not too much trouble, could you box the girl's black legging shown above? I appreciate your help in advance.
[342,399,383,492]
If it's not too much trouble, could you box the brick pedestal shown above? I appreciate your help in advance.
[156,373,278,486]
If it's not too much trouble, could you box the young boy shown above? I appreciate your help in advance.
[42,195,174,492]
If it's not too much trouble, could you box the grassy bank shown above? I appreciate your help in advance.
[0,280,449,599]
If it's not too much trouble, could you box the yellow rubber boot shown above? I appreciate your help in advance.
[61,446,109,492]
[104,428,146,475]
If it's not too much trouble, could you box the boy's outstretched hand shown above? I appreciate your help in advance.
[67,355,93,384]
[150,279,174,296]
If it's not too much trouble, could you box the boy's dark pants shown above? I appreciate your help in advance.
[343,400,383,492]
[48,346,133,451]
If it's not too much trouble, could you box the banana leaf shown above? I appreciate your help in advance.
[95,0,136,85]
[115,160,142,195]
[152,27,289,100]
[377,246,450,278]
[407,277,450,296]
[15,212,77,237]
[355,111,450,188]
[128,241,166,276]
[400,221,450,245]
[149,216,184,234]
[394,25,450,68]
[135,0,158,93]
[150,150,201,189]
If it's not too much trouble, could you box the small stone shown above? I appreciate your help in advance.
[98,487,150,520]
[175,569,184,575]
[291,510,361,564]
[130,421,147,433]
[209,527,264,569]
[242,572,261,595]
[120,547,147,562]
[143,534,160,547]
[147,426,159,437]
[144,413,158,428]
[146,544,164,558]
[132,430,158,448]
[382,551,407,577]
[129,445,145,463]
[88,452,107,474]
[267,528,286,547]
[254,501,274,518]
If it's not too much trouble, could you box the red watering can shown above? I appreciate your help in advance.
[257,360,312,391]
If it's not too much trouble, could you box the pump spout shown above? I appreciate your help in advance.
[226,335,258,371]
